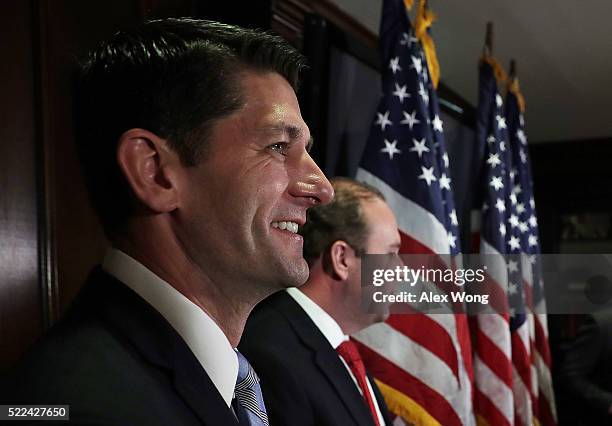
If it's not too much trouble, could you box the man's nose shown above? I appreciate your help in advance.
[290,153,334,206]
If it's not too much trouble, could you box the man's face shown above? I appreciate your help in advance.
[344,198,401,329]
[176,71,333,298]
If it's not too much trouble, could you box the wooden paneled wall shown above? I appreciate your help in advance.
[0,0,195,369]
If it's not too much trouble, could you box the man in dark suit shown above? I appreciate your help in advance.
[240,178,401,426]
[5,18,333,425]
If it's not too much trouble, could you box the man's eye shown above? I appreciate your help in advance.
[269,142,289,156]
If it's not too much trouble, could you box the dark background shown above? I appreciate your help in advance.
[2,1,611,423]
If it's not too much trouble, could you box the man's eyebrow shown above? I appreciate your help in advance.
[263,123,303,138]
[262,123,314,151]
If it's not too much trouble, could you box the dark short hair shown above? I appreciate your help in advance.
[300,177,385,266]
[75,18,307,238]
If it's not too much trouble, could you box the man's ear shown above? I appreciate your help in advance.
[328,240,352,281]
[116,128,180,213]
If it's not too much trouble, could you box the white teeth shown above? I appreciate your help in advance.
[272,221,299,234]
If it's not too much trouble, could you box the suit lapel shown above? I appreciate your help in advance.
[274,292,376,426]
[82,268,239,426]
[368,372,392,425]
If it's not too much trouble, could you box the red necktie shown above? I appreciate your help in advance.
[336,340,381,426]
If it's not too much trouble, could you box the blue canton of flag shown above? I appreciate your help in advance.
[507,80,558,426]
[506,89,541,306]
[358,0,459,256]
[476,60,526,326]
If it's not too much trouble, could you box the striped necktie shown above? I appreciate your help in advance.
[233,350,269,426]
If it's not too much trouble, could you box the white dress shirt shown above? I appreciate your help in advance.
[286,288,386,425]
[102,249,238,408]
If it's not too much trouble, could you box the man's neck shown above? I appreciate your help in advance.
[113,228,253,347]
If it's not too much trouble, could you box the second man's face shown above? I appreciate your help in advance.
[176,71,333,298]
[345,198,402,328]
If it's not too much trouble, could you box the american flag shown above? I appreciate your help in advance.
[471,56,514,426]
[506,78,557,426]
[351,0,474,424]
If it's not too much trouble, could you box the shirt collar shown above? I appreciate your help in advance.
[102,248,238,407]
[286,287,348,349]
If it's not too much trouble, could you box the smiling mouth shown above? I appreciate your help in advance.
[271,221,299,234]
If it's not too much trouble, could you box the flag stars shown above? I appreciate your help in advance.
[508,260,519,273]
[418,82,429,105]
[520,149,527,164]
[509,168,517,181]
[490,176,504,191]
[496,94,503,108]
[450,209,459,226]
[495,198,506,213]
[499,141,506,152]
[519,222,529,233]
[496,115,507,130]
[516,203,526,214]
[510,193,518,206]
[513,184,522,195]
[401,110,420,129]
[410,55,423,74]
[443,153,450,168]
[380,139,402,160]
[529,214,538,227]
[448,232,457,248]
[499,223,507,237]
[432,115,444,132]
[487,153,501,168]
[509,214,520,228]
[410,138,430,158]
[487,135,496,145]
[392,83,410,103]
[418,166,437,186]
[530,197,535,209]
[528,234,538,247]
[439,173,451,191]
[517,129,527,145]
[375,111,393,131]
[389,57,401,74]
[508,236,521,251]
[508,282,518,296]
[399,32,417,47]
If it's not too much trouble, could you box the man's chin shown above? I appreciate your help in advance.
[285,259,309,288]
[268,258,309,289]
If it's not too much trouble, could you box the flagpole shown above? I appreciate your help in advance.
[484,22,493,56]
[509,59,516,79]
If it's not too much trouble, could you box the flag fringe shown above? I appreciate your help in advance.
[375,379,442,426]
[508,77,526,113]
[481,54,508,85]
[415,0,440,89]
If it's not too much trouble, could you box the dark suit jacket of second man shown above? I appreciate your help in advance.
[239,290,391,426]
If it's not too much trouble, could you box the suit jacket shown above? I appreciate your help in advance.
[4,267,238,426]
[560,311,612,425]
[239,291,392,426]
